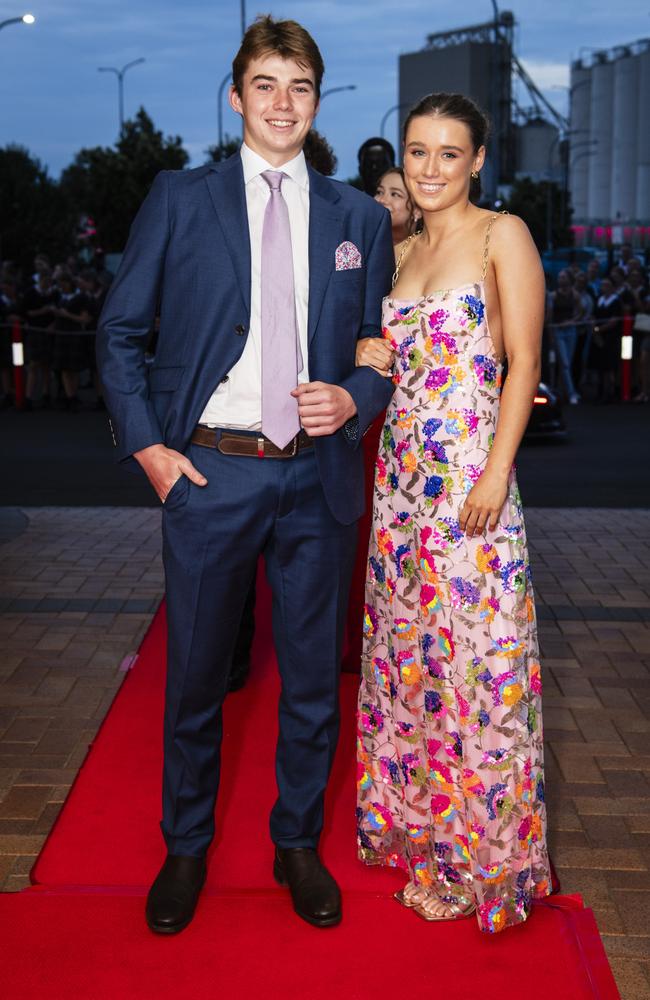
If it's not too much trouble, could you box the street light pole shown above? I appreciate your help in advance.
[0,13,35,32]
[98,58,146,135]
[237,1,247,137]
[320,85,357,101]
[380,102,409,141]
[489,0,500,203]
[569,139,598,166]
[545,129,597,250]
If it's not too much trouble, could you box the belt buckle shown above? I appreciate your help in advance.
[288,434,299,457]
[257,436,265,459]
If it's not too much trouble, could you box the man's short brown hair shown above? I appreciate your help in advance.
[232,15,324,98]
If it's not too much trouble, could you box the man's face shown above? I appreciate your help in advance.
[230,52,319,166]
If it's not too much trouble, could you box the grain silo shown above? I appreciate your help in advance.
[586,55,614,221]
[611,50,639,221]
[570,39,650,227]
[636,47,650,221]
[568,64,591,221]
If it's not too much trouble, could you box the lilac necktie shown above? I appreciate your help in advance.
[260,170,302,449]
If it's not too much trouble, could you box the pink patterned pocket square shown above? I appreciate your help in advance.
[335,241,362,270]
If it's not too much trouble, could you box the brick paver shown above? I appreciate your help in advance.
[0,508,164,893]
[0,506,649,998]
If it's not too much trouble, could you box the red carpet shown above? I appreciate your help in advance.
[1,891,617,1000]
[4,577,618,999]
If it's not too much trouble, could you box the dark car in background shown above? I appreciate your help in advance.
[524,382,566,440]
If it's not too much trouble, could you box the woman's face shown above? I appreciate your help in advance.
[402,114,484,215]
[374,171,412,236]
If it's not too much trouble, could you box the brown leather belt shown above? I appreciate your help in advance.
[191,425,314,458]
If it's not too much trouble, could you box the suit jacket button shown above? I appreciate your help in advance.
[221,375,229,383]
[234,323,246,335]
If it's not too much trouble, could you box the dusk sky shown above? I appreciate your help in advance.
[2,1,649,181]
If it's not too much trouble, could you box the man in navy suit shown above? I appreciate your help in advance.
[97,15,394,934]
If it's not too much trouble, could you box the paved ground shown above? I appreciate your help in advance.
[0,506,649,998]
[2,400,650,507]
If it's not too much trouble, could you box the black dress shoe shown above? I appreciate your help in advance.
[145,854,207,935]
[273,847,341,928]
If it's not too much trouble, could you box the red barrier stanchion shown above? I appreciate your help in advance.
[12,319,25,410]
[620,314,633,402]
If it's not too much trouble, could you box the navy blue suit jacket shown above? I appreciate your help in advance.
[96,152,395,524]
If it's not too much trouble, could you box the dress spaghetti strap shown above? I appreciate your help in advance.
[481,210,509,282]
[392,234,418,289]
[392,210,509,290]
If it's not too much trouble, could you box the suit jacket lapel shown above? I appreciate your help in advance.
[205,154,251,317]
[307,167,344,344]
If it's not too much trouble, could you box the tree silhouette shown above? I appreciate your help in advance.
[60,108,189,251]
[0,145,73,268]
[205,134,241,163]
[505,177,573,253]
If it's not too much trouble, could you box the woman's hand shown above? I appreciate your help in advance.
[459,470,509,537]
[355,337,395,376]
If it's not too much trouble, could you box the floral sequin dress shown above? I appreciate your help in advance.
[356,229,551,934]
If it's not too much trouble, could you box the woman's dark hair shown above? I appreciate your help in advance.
[303,128,337,176]
[402,92,490,203]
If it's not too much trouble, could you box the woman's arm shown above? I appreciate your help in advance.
[459,215,544,537]
[355,239,404,375]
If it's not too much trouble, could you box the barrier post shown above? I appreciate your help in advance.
[620,314,633,402]
[11,319,25,410]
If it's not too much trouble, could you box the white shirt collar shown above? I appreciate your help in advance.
[240,142,309,190]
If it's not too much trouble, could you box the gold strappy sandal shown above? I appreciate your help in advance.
[413,889,476,922]
[394,883,431,909]
[412,867,476,921]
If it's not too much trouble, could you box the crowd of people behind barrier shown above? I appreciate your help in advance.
[544,244,650,404]
[0,251,113,411]
[1,238,649,412]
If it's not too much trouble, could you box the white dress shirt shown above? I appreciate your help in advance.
[199,143,310,430]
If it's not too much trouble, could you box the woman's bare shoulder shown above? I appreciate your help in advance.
[489,213,544,289]
[490,212,535,248]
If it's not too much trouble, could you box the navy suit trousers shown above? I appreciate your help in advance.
[160,439,357,857]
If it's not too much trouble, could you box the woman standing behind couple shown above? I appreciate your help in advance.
[355,93,551,932]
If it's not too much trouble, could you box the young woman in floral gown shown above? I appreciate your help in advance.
[355,93,551,932]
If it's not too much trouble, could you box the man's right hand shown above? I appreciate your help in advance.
[133,443,208,503]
